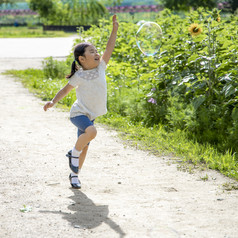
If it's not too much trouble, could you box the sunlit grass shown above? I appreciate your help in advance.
[98,113,238,180]
[0,26,75,38]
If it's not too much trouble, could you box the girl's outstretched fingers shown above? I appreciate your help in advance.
[112,14,118,29]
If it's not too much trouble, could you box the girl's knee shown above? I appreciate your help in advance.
[86,126,97,140]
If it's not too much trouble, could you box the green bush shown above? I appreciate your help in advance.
[73,8,238,153]
[42,57,69,79]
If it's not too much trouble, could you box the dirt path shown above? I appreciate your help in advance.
[0,38,238,238]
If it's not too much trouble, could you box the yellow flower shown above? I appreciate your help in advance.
[216,15,221,22]
[188,23,203,37]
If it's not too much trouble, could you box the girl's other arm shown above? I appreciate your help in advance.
[102,15,119,64]
[43,83,74,111]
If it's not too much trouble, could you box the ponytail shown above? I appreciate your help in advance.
[66,60,77,79]
[66,42,92,79]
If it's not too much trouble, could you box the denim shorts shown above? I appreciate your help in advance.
[70,115,94,138]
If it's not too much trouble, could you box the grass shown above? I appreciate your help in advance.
[0,26,75,38]
[4,68,238,182]
[98,114,238,180]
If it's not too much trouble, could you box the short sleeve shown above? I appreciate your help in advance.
[68,71,81,87]
[99,59,107,70]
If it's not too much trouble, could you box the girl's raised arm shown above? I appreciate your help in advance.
[43,83,74,111]
[102,15,119,64]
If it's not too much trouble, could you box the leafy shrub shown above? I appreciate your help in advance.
[42,57,68,79]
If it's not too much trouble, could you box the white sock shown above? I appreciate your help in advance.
[71,147,81,167]
[71,172,81,184]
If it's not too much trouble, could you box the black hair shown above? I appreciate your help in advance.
[66,42,92,79]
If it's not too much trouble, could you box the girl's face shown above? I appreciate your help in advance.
[79,45,100,70]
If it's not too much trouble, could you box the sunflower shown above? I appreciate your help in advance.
[188,23,203,37]
[216,15,221,22]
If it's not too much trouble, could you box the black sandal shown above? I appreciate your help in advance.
[66,150,79,174]
[69,174,81,189]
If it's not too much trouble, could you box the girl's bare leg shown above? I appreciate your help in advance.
[79,145,89,169]
[75,125,97,152]
[69,127,94,187]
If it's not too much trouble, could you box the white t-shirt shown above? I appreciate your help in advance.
[68,60,107,120]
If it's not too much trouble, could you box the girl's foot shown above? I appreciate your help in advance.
[69,173,81,189]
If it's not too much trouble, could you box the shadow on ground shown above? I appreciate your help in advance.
[40,189,126,238]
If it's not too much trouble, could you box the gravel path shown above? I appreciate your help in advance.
[0,37,238,238]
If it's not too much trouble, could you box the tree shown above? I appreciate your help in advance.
[160,0,216,11]
[28,0,108,25]
[0,0,15,5]
[101,0,123,7]
[190,0,217,10]
[66,0,108,25]
[28,0,57,18]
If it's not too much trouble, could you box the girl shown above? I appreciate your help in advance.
[43,15,118,189]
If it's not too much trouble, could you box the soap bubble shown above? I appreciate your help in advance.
[136,20,146,26]
[136,21,162,56]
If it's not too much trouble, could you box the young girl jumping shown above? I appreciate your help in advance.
[43,15,118,189]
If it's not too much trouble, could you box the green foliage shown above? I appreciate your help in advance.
[76,8,238,153]
[99,114,238,180]
[101,0,123,7]
[161,0,217,11]
[28,0,108,25]
[42,57,69,79]
[0,0,15,5]
[28,0,56,18]
[66,0,108,25]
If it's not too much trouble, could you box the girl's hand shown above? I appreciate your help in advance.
[112,15,119,31]
[102,15,118,64]
[43,101,54,111]
[43,83,74,111]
